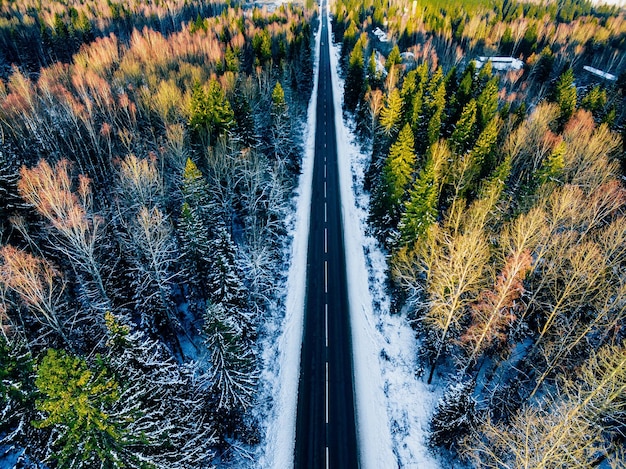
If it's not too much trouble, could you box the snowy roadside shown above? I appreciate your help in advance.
[327,14,444,469]
[257,5,321,468]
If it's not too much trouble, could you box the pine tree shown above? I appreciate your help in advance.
[344,35,366,112]
[34,349,139,468]
[371,123,416,236]
[450,99,477,155]
[379,87,403,137]
[429,380,478,449]
[207,229,253,336]
[399,140,450,244]
[203,302,257,412]
[555,67,577,127]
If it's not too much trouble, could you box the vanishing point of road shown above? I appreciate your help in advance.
[294,2,359,468]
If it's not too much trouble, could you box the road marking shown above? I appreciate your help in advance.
[325,362,329,424]
[324,228,327,253]
[326,446,329,469]
[324,164,327,178]
[324,260,328,293]
[324,181,326,198]
[324,202,327,223]
[325,303,328,347]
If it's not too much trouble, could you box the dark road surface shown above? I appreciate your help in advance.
[294,3,359,469]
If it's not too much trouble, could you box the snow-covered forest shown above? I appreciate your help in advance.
[334,0,626,467]
[2,0,626,467]
[0,0,315,466]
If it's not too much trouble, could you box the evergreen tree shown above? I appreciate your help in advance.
[208,229,253,336]
[34,349,140,468]
[424,68,446,146]
[203,302,257,412]
[179,202,212,296]
[476,76,499,131]
[371,123,416,238]
[429,380,478,449]
[181,157,218,227]
[103,313,216,466]
[536,140,566,186]
[0,337,35,450]
[379,87,403,137]
[344,35,366,112]
[399,141,450,244]
[386,44,401,72]
[188,80,234,145]
[450,99,477,155]
[232,92,257,148]
[554,67,577,126]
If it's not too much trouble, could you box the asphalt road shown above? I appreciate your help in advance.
[294,3,359,469]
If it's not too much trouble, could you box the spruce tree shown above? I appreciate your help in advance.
[424,68,446,146]
[450,99,477,155]
[399,141,450,244]
[344,35,365,112]
[371,123,416,238]
[203,302,257,413]
[34,349,137,468]
[207,229,254,336]
[379,88,403,137]
[429,380,478,449]
[476,76,499,131]
[554,67,577,127]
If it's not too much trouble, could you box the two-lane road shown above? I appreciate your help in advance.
[294,2,359,468]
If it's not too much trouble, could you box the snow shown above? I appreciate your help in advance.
[328,7,444,469]
[259,4,321,468]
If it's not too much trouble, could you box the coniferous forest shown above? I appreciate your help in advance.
[334,0,626,466]
[1,0,626,467]
[0,0,315,466]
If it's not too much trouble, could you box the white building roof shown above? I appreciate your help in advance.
[583,65,617,81]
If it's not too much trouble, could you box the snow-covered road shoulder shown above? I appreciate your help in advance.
[327,14,443,469]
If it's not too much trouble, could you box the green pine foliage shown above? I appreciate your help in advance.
[371,123,417,240]
[188,80,235,145]
[34,349,140,468]
[344,34,367,112]
[399,141,450,244]
[554,67,577,126]
[380,88,404,137]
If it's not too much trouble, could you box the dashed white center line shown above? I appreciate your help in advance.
[326,446,329,469]
[325,362,329,424]
[324,202,327,223]
[325,303,328,347]
[324,260,328,293]
[324,181,327,198]
[324,228,328,253]
[324,164,327,178]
